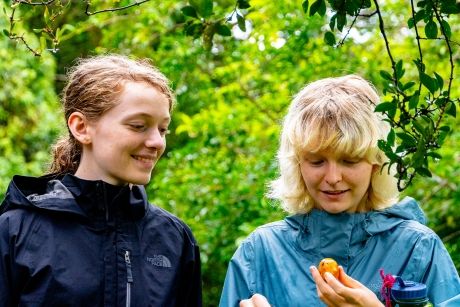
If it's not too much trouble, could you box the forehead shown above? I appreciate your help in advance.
[107,82,170,120]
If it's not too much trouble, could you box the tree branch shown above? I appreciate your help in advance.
[85,0,151,16]
[13,0,57,5]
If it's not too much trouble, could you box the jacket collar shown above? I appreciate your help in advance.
[1,174,147,221]
[284,197,425,265]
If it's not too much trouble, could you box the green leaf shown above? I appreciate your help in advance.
[396,132,417,146]
[336,13,346,32]
[424,20,438,39]
[420,72,437,94]
[329,14,336,31]
[446,101,456,117]
[440,0,460,14]
[190,0,213,18]
[237,0,251,9]
[55,27,61,43]
[377,139,388,151]
[408,12,425,29]
[441,20,451,38]
[309,0,326,17]
[408,92,419,110]
[40,35,47,51]
[185,22,205,37]
[3,29,9,37]
[379,70,393,81]
[44,6,50,23]
[439,125,450,133]
[387,129,395,147]
[426,152,442,160]
[375,101,396,113]
[181,6,199,18]
[416,167,432,177]
[216,24,232,36]
[395,60,404,79]
[324,31,335,46]
[236,14,246,32]
[433,72,444,91]
[412,138,427,168]
[413,119,427,137]
[302,0,309,14]
[402,81,416,91]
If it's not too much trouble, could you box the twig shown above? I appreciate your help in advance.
[358,10,377,17]
[85,0,151,16]
[443,230,460,243]
[13,0,56,5]
[410,0,424,94]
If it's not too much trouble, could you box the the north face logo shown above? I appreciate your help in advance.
[146,255,171,268]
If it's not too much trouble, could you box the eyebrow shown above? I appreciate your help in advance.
[124,113,171,122]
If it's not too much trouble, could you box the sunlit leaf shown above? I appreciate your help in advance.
[181,6,199,18]
[425,20,438,39]
[236,13,246,32]
[324,31,335,46]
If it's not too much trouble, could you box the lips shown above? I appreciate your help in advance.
[133,155,155,163]
[322,190,349,195]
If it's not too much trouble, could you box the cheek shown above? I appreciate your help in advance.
[352,166,374,186]
[300,166,320,187]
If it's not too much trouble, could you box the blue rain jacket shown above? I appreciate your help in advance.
[0,174,202,307]
[219,197,460,307]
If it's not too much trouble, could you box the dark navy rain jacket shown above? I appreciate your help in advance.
[0,174,202,307]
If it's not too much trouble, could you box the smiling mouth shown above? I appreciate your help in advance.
[133,155,156,163]
[322,190,349,195]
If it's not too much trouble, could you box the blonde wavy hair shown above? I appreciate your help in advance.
[49,54,175,175]
[267,75,399,214]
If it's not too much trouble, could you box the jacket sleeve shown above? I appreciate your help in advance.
[219,239,256,307]
[176,226,203,307]
[415,232,460,305]
[0,213,13,306]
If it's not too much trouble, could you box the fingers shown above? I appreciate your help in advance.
[310,266,340,306]
[239,294,271,307]
[337,266,364,289]
[239,299,254,307]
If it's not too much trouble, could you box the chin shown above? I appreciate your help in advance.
[127,175,151,186]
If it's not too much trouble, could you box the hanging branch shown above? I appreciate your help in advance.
[84,0,151,16]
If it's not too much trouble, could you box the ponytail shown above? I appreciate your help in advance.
[48,135,81,175]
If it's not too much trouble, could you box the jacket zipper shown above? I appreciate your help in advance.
[125,250,133,307]
[102,183,109,222]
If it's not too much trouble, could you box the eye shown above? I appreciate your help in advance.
[308,160,324,166]
[129,123,147,131]
[159,127,170,136]
[343,158,360,165]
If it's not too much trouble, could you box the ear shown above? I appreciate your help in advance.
[68,112,92,145]
[372,164,381,174]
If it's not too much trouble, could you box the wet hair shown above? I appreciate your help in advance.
[48,54,175,175]
[267,75,399,214]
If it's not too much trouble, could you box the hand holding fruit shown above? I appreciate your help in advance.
[310,259,384,307]
[318,258,340,280]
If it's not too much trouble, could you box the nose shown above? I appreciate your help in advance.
[325,162,342,185]
[145,128,166,150]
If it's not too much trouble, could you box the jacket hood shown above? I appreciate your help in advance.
[1,174,147,220]
[284,197,425,264]
[285,197,425,234]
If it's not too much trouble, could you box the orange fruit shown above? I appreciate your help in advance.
[318,258,339,279]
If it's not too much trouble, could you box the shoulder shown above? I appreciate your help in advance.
[240,220,291,249]
[144,203,197,243]
[0,207,37,230]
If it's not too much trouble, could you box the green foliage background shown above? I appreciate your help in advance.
[1,1,459,305]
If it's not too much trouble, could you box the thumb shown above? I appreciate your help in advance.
[338,266,364,289]
[251,294,271,306]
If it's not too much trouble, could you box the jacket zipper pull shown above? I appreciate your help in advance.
[125,250,133,307]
